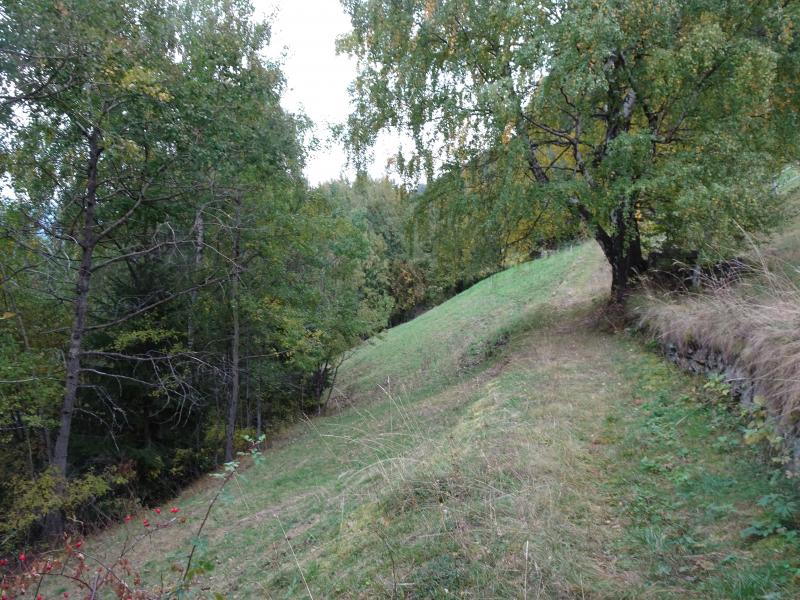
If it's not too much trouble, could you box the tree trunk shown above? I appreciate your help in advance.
[52,240,93,472]
[244,362,251,429]
[187,209,204,351]
[48,128,102,535]
[256,392,262,437]
[42,424,52,464]
[314,359,329,405]
[597,202,646,303]
[224,306,240,461]
[225,196,242,463]
[318,356,343,416]
[513,57,647,303]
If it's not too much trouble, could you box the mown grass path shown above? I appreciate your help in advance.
[73,243,800,599]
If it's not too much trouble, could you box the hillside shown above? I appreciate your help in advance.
[57,242,800,599]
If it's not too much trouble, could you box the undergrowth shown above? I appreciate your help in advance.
[636,258,800,458]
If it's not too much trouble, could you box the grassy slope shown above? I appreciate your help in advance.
[335,243,598,403]
[76,241,800,599]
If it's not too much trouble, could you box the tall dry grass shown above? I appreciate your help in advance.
[637,249,800,442]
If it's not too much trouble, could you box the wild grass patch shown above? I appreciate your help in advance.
[37,239,800,599]
[336,243,599,403]
[604,347,800,598]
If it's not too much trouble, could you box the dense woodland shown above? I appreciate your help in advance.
[0,0,798,554]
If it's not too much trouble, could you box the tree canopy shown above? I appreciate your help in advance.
[341,0,800,298]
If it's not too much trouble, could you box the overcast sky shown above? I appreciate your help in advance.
[253,0,402,186]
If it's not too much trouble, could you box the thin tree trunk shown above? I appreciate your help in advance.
[52,129,101,475]
[24,422,34,475]
[224,274,239,462]
[256,392,262,437]
[48,128,102,535]
[187,209,204,351]
[55,238,95,475]
[42,424,52,464]
[315,359,329,404]
[244,361,251,428]
[225,196,242,463]
[187,209,204,420]
[319,356,344,415]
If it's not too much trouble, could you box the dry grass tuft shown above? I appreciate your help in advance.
[637,249,800,446]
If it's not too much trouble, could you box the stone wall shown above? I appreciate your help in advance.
[660,341,800,472]
[662,343,757,406]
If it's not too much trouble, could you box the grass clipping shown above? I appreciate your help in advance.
[637,254,800,461]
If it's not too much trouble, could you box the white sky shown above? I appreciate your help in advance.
[254,0,404,186]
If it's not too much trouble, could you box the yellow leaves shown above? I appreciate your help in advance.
[306,328,324,342]
[501,121,515,144]
[1,312,15,320]
[779,20,794,46]
[424,0,437,19]
[119,65,172,102]
[108,137,145,162]
[262,296,283,312]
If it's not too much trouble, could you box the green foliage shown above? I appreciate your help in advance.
[0,467,128,548]
[741,493,800,542]
[741,396,785,453]
[0,0,395,548]
[341,0,800,290]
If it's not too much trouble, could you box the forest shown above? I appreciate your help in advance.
[1,0,799,586]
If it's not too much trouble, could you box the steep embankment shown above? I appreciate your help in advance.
[637,173,800,471]
[73,242,800,599]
